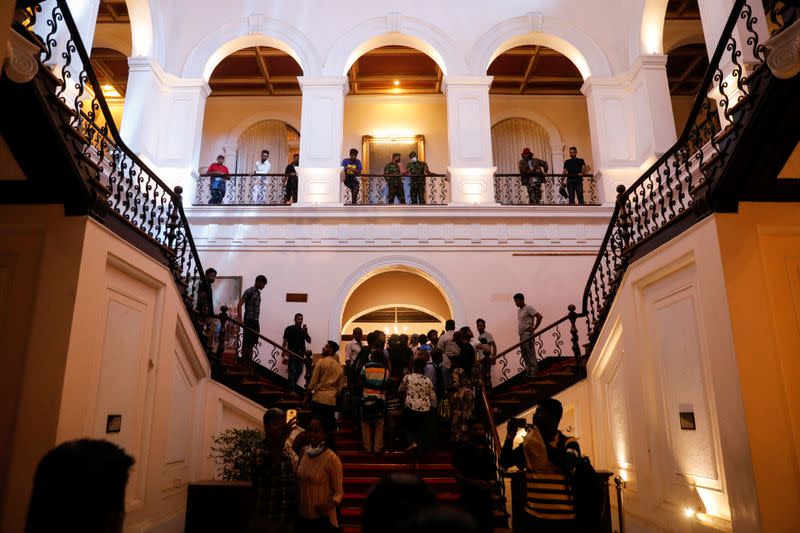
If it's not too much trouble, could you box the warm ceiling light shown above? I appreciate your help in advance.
[101,84,121,98]
[393,80,400,86]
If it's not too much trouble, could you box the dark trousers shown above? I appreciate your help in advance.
[387,178,405,204]
[526,180,543,204]
[345,176,359,204]
[209,186,225,204]
[460,490,493,533]
[521,513,581,533]
[288,357,303,386]
[567,176,584,205]
[296,516,337,533]
[284,175,298,203]
[409,177,426,204]
[404,407,431,451]
[242,319,260,363]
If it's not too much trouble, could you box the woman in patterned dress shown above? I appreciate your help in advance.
[398,356,436,455]
[449,332,481,443]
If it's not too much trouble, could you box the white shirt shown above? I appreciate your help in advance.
[345,339,362,363]
[254,159,271,174]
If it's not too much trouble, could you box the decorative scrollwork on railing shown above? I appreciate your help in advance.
[494,174,600,205]
[341,174,449,205]
[21,0,211,359]
[194,173,290,205]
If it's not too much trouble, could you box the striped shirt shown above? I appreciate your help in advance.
[360,362,388,399]
[523,431,580,520]
[296,447,343,527]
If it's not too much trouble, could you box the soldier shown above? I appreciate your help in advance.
[384,152,405,204]
[405,150,430,205]
[519,147,549,205]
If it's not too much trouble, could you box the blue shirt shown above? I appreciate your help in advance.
[341,158,362,177]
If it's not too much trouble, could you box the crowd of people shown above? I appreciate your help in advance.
[204,145,590,206]
[24,394,583,533]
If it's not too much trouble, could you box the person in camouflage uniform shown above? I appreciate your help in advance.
[405,150,430,205]
[384,152,405,204]
[519,147,549,205]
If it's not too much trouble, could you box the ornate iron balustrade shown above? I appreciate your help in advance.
[195,173,293,205]
[494,174,599,205]
[17,1,208,344]
[341,173,449,205]
[492,0,797,385]
[212,308,308,388]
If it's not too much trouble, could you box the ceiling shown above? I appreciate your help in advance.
[90,47,129,96]
[488,45,584,95]
[347,46,442,95]
[665,0,701,20]
[208,47,303,96]
[97,0,129,23]
[666,43,708,95]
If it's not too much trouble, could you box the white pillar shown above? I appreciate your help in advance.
[582,55,676,203]
[442,75,498,206]
[295,76,348,206]
[66,0,101,52]
[120,57,210,200]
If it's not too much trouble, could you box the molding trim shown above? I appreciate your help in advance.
[4,30,41,83]
[765,19,800,80]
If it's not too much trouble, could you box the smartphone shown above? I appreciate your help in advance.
[286,409,297,423]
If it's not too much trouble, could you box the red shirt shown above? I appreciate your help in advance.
[207,163,229,175]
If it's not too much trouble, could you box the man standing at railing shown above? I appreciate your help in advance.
[385,152,405,204]
[250,149,271,204]
[284,153,299,205]
[237,275,268,367]
[283,313,312,386]
[405,150,430,205]
[207,155,230,205]
[514,293,542,378]
[562,146,587,205]
[519,148,548,205]
[341,148,362,205]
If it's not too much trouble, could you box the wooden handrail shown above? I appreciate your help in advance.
[218,309,305,362]
[479,383,502,454]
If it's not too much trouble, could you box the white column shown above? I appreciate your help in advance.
[66,0,101,52]
[582,55,676,203]
[443,76,498,205]
[294,76,348,206]
[120,57,210,200]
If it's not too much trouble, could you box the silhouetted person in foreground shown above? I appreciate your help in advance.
[26,439,134,533]
[362,473,436,533]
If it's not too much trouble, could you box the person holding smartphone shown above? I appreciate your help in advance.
[283,313,312,386]
[249,407,298,533]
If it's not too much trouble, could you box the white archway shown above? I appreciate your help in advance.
[491,110,565,158]
[469,14,613,79]
[629,0,670,61]
[225,113,302,152]
[328,256,464,343]
[323,14,467,76]
[181,17,321,79]
[126,0,157,59]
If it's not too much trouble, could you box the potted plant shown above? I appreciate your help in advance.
[210,428,264,480]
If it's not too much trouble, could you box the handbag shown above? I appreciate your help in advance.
[360,397,385,420]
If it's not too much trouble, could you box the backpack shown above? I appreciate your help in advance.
[550,434,607,530]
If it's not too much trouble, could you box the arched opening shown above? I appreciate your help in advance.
[663,0,709,135]
[340,270,451,343]
[197,46,304,204]
[90,47,127,127]
[342,45,448,204]
[487,46,593,204]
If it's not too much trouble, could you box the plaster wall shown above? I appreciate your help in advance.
[714,202,800,532]
[586,216,759,532]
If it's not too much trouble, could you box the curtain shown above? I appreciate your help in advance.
[234,120,291,175]
[491,118,552,173]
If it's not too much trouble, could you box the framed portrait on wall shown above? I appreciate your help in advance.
[362,134,425,173]
[212,276,243,318]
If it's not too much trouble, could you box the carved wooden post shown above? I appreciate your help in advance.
[567,304,581,358]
